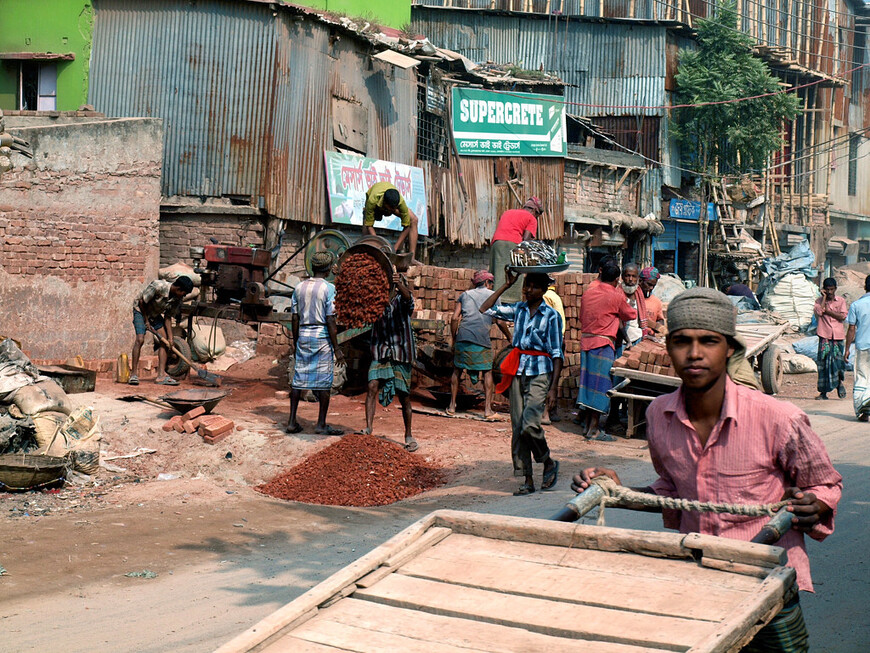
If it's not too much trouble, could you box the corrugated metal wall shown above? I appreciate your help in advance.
[411,8,667,117]
[90,0,279,200]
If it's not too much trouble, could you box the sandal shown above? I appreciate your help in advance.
[128,375,140,386]
[315,425,344,436]
[513,482,535,496]
[403,438,419,452]
[445,408,456,416]
[286,423,304,434]
[592,433,616,442]
[156,376,179,386]
[838,384,847,399]
[541,460,559,490]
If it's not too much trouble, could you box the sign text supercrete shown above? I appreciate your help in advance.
[451,87,566,157]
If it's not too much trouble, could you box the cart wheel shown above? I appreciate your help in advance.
[760,344,783,395]
[166,336,192,380]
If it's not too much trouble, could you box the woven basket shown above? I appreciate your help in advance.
[0,454,67,491]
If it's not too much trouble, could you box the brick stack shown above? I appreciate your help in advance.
[406,266,476,313]
[612,339,677,377]
[162,406,236,444]
[256,322,292,357]
[551,271,598,403]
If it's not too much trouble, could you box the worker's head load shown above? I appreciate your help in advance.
[523,196,544,216]
[472,269,494,287]
[667,287,736,337]
[311,250,336,272]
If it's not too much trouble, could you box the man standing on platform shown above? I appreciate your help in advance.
[489,197,544,302]
[813,277,847,401]
[575,262,636,441]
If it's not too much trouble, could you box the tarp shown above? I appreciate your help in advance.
[757,240,818,298]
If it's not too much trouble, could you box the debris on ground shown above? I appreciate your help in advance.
[255,432,445,507]
[124,570,158,578]
[162,406,235,445]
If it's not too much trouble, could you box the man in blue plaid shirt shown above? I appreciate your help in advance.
[481,270,563,495]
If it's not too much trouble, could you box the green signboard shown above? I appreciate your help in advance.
[451,88,566,157]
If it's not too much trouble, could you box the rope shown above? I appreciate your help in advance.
[589,477,788,527]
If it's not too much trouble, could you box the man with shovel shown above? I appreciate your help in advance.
[130,276,194,386]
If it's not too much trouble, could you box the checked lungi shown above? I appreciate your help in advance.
[369,358,412,407]
[853,348,870,417]
[454,342,493,385]
[291,336,334,391]
[742,595,809,653]
[817,337,845,395]
[576,345,616,414]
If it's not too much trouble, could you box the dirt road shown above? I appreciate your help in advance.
[1,372,868,652]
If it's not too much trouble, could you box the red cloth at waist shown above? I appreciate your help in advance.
[496,348,551,394]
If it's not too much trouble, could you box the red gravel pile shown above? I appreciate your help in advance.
[335,253,390,327]
[255,432,445,506]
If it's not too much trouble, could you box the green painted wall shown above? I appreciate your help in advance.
[293,0,410,30]
[0,1,93,111]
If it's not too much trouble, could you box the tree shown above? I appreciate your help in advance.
[673,0,801,176]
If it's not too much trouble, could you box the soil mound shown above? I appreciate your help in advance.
[255,432,444,506]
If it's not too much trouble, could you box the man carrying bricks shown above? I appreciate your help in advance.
[575,261,636,441]
[287,250,345,436]
[129,275,194,386]
[359,258,418,452]
[573,287,842,652]
[480,270,562,496]
[449,270,511,419]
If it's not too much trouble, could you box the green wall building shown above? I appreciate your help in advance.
[0,1,94,111]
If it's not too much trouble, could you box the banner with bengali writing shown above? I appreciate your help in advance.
[324,151,429,235]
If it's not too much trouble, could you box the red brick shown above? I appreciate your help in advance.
[182,405,206,421]
[183,420,198,434]
[162,416,182,432]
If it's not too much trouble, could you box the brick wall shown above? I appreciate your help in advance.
[428,244,490,270]
[564,159,640,216]
[159,212,267,267]
[0,118,163,359]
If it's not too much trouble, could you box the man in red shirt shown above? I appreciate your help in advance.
[489,197,543,302]
[813,277,848,400]
[573,287,842,652]
[575,261,636,440]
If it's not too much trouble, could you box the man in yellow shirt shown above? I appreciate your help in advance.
[363,182,419,261]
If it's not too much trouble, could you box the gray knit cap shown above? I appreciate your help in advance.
[666,286,736,337]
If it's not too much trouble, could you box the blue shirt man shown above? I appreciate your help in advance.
[844,275,870,419]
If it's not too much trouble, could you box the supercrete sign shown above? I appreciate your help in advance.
[451,87,566,157]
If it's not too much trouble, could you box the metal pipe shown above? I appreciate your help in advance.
[550,484,606,522]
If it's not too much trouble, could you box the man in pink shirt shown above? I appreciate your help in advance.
[575,261,636,441]
[813,277,848,400]
[573,287,842,652]
[489,197,543,302]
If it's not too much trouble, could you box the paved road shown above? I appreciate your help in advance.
[1,392,868,652]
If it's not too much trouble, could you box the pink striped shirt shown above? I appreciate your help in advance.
[647,378,842,591]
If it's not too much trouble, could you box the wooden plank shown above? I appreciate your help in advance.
[610,367,682,387]
[688,567,795,653]
[422,534,762,593]
[292,620,478,652]
[214,513,441,653]
[355,574,713,650]
[316,598,659,653]
[431,510,692,559]
[259,636,346,652]
[399,543,752,622]
[682,533,787,567]
[383,526,452,568]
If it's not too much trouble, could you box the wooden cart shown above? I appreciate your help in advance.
[215,510,796,653]
[609,322,788,437]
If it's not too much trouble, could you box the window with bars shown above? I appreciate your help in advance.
[849,134,859,196]
[416,83,449,167]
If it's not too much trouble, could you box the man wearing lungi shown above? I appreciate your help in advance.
[575,262,636,441]
[480,270,562,496]
[360,260,418,451]
[287,251,345,436]
[363,182,419,262]
[574,287,842,653]
[845,274,870,420]
[813,278,847,401]
[489,197,543,302]
[639,266,665,333]
[448,270,511,418]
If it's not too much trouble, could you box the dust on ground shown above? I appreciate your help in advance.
[0,357,828,522]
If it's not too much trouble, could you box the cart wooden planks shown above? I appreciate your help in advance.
[215,510,796,653]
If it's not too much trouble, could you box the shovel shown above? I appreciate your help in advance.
[146,326,223,387]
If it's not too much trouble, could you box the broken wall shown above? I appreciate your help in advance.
[0,117,162,359]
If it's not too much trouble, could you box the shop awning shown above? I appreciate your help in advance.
[565,208,663,234]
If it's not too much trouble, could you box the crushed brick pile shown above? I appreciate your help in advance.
[255,432,445,506]
[613,339,677,377]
